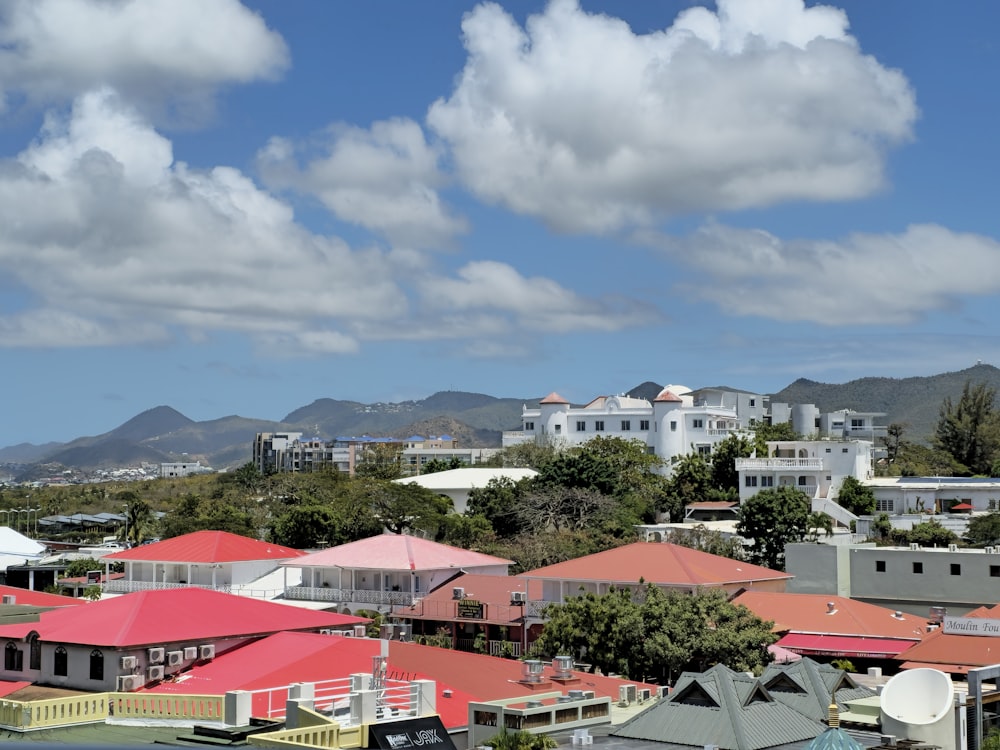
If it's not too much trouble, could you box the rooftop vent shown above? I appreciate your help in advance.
[826,601,836,614]
[552,655,574,679]
[522,660,545,683]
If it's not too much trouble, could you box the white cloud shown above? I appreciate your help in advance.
[652,222,1000,325]
[0,91,648,353]
[0,0,288,121]
[427,0,916,232]
[258,118,467,249]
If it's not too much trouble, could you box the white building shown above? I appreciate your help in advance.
[394,467,538,514]
[866,476,1000,515]
[504,387,743,471]
[159,461,213,478]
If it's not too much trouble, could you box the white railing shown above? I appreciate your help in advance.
[243,676,419,725]
[489,640,521,657]
[812,498,859,529]
[284,587,422,606]
[736,458,824,470]
[102,580,231,595]
[525,600,559,619]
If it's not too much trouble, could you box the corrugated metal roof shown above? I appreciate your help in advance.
[285,533,513,570]
[103,530,304,563]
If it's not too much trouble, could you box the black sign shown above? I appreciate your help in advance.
[86,570,102,584]
[456,599,484,619]
[369,715,455,750]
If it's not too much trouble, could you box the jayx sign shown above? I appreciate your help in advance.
[369,716,455,750]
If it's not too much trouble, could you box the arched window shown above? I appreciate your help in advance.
[4,642,22,672]
[54,646,68,677]
[89,649,104,681]
[28,633,41,670]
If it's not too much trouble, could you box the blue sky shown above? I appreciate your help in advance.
[3,0,1000,447]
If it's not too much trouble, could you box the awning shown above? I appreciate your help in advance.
[777,633,919,658]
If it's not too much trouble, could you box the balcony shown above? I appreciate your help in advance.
[284,586,424,606]
[736,458,823,470]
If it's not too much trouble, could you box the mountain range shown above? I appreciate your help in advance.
[5,364,1000,478]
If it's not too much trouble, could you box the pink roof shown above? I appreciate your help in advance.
[522,542,791,586]
[0,584,85,607]
[733,591,925,640]
[539,391,569,404]
[0,588,367,647]
[143,631,656,729]
[395,573,543,625]
[104,530,304,563]
[654,389,683,402]
[286,534,513,571]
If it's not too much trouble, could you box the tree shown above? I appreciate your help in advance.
[660,453,713,522]
[485,441,558,469]
[881,423,908,467]
[355,443,404,480]
[364,480,452,535]
[806,512,834,541]
[835,476,876,516]
[966,512,1000,547]
[533,586,776,684]
[666,524,744,559]
[64,558,103,578]
[736,486,810,570]
[119,494,155,546]
[482,730,556,750]
[709,434,754,492]
[934,381,1000,475]
[869,512,893,543]
[466,476,533,538]
[905,518,961,548]
[421,457,463,475]
[752,422,800,454]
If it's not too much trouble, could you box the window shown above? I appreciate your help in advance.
[745,476,758,487]
[825,448,832,453]
[749,399,756,407]
[876,498,894,513]
[697,445,712,455]
[576,421,586,432]
[29,634,40,671]
[842,448,849,453]
[594,421,604,432]
[4,643,22,672]
[875,560,886,573]
[54,647,67,677]
[761,476,774,487]
[554,424,561,433]
[798,476,808,486]
[991,499,997,511]
[90,650,104,681]
[991,565,1000,577]
[621,420,631,431]
[951,563,962,576]
[852,419,864,428]
[524,422,534,431]
[670,421,677,432]
[692,419,704,429]
[912,562,923,574]
[640,420,649,431]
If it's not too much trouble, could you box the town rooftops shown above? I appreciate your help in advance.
[522,542,791,586]
[284,533,513,571]
[0,584,85,608]
[0,588,367,647]
[102,530,304,563]
[895,603,1000,674]
[395,573,543,625]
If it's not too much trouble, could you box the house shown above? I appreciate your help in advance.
[101,530,305,596]
[392,573,543,656]
[785,542,1000,616]
[0,527,47,574]
[893,603,1000,676]
[504,388,743,471]
[520,542,791,619]
[0,587,367,692]
[281,534,513,613]
[864,476,1000,516]
[394,467,538,514]
[733,591,925,662]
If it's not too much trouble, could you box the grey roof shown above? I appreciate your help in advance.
[807,727,865,750]
[612,664,827,750]
[760,659,875,723]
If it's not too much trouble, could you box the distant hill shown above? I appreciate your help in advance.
[9,368,1000,477]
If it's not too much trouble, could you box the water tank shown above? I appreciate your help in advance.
[880,668,955,750]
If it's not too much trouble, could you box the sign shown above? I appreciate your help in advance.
[369,716,455,750]
[943,616,1000,636]
[86,570,102,584]
[456,599,484,619]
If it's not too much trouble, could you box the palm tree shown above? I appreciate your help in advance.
[119,495,155,547]
[807,511,834,541]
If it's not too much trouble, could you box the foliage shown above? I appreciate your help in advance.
[355,443,404,480]
[364,480,452,535]
[533,586,776,684]
[869,512,893,542]
[836,476,876,516]
[271,505,375,548]
[83,585,103,601]
[981,729,1000,750]
[665,524,744,559]
[806,512,834,541]
[484,441,557,469]
[934,381,1000,475]
[830,658,856,672]
[63,558,104,578]
[736,486,810,570]
[880,423,909,468]
[466,476,533,538]
[752,422,800,453]
[119,495,156,546]
[416,626,454,649]
[436,513,495,549]
[966,512,1000,547]
[660,453,713,522]
[709,434,754,491]
[421,457,463,475]
[480,531,630,575]
[892,518,961,548]
[482,730,556,750]
[891,442,968,478]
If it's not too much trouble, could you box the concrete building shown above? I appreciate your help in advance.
[785,541,1000,616]
[394,467,537,514]
[159,461,213,478]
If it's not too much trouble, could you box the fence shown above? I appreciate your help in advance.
[0,692,224,732]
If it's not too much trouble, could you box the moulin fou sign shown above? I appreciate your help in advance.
[943,616,1000,636]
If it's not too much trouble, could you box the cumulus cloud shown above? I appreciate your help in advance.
[258,119,467,250]
[0,0,288,121]
[428,0,916,232]
[649,222,1000,325]
[0,90,646,353]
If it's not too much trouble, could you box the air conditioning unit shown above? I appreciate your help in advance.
[639,688,652,703]
[147,665,165,681]
[117,675,139,692]
[147,647,165,664]
[452,587,464,600]
[184,646,198,660]
[511,591,527,603]
[353,624,367,637]
[120,656,138,670]
[948,544,958,552]
[396,623,412,641]
[909,543,920,550]
[618,684,637,705]
[167,651,184,667]
[199,644,215,660]
[1,594,16,605]
[987,547,997,555]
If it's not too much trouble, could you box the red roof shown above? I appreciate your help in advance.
[395,573,543,625]
[143,632,656,729]
[951,503,974,511]
[0,584,85,607]
[104,530,304,563]
[522,543,791,586]
[654,389,682,402]
[776,633,918,658]
[733,591,925,640]
[0,588,366,647]
[686,501,738,509]
[539,392,569,405]
[288,534,512,571]
[892,603,1000,673]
